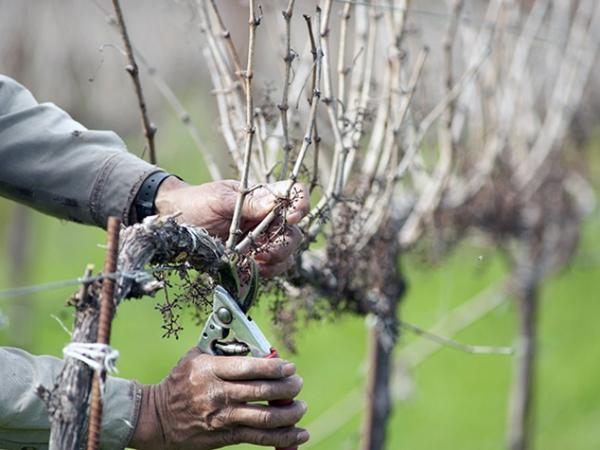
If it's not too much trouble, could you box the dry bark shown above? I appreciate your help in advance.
[361,221,405,450]
[37,267,100,450]
[116,215,225,302]
[507,269,538,450]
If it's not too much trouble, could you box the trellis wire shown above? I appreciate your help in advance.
[0,266,176,300]
[332,0,561,46]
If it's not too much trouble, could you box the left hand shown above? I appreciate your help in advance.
[154,177,309,277]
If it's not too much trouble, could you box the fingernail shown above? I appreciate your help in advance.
[297,430,310,443]
[282,362,296,376]
[254,253,268,263]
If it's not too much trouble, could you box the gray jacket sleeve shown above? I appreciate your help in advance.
[0,75,155,448]
[0,74,158,227]
[0,347,142,450]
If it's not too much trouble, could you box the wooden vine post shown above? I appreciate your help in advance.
[361,221,405,450]
[38,215,225,448]
[37,264,99,450]
[38,217,121,450]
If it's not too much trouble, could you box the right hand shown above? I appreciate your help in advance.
[128,348,309,450]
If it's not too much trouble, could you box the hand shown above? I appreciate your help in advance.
[129,348,309,450]
[155,178,309,277]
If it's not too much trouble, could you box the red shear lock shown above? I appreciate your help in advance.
[198,285,297,450]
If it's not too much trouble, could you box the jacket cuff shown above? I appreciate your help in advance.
[100,377,143,450]
[89,151,159,228]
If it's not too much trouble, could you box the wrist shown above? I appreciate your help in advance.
[133,172,186,222]
[154,175,188,216]
[128,384,166,450]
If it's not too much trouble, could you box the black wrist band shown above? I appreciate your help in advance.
[134,171,172,222]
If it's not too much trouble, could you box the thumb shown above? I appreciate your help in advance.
[241,183,282,222]
[242,181,309,225]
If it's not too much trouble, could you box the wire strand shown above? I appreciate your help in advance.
[0,266,176,301]
[332,0,560,46]
[399,320,513,355]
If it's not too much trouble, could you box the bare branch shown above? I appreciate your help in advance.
[278,0,296,181]
[208,0,245,84]
[197,1,246,174]
[340,5,377,188]
[226,0,260,250]
[111,0,157,164]
[396,0,463,247]
[515,0,600,195]
[235,8,323,254]
[444,0,550,208]
[203,47,244,174]
[90,0,221,179]
[253,107,270,183]
[336,1,352,113]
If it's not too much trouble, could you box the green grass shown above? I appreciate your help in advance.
[1,124,599,449]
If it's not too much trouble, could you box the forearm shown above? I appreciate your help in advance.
[0,75,158,228]
[0,347,141,450]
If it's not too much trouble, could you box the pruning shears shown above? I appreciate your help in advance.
[197,284,297,450]
[197,285,275,358]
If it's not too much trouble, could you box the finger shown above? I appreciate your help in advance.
[284,183,310,225]
[225,401,307,429]
[257,256,294,278]
[232,427,310,448]
[242,182,309,225]
[211,356,296,381]
[226,375,303,403]
[254,225,303,265]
